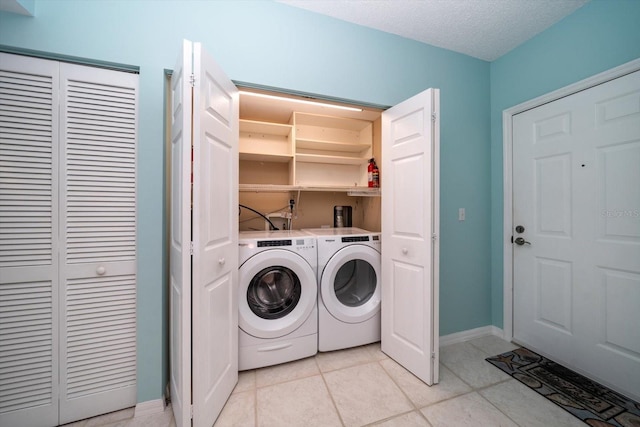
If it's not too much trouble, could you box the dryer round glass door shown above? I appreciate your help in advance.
[321,245,381,323]
[334,260,375,307]
[239,249,317,339]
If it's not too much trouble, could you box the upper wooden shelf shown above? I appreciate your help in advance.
[295,138,371,154]
[239,119,292,136]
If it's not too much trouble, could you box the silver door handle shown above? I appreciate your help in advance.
[514,237,531,246]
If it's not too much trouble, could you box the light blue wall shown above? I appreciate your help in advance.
[0,0,491,402]
[489,0,640,327]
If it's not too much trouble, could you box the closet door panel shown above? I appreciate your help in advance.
[0,53,60,427]
[58,63,138,424]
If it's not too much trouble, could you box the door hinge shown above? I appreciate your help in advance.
[431,352,436,360]
[432,233,437,241]
[190,404,193,419]
[190,241,194,255]
[431,112,437,122]
[189,73,195,87]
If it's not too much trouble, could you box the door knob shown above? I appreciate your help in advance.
[514,237,531,246]
[219,258,226,265]
[402,248,408,255]
[515,225,525,233]
[96,266,106,275]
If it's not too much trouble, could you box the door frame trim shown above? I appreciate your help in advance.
[502,58,640,341]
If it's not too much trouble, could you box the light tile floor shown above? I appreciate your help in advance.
[64,335,588,427]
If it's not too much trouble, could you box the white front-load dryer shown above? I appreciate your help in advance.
[238,230,317,370]
[303,227,381,352]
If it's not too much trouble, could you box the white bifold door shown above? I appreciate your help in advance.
[513,70,640,402]
[0,53,138,427]
[169,40,239,427]
[381,89,440,386]
[169,40,440,427]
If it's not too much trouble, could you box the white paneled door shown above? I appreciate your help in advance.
[381,89,440,386]
[191,42,239,427]
[513,70,640,401]
[169,39,193,427]
[170,40,239,427]
[0,53,138,427]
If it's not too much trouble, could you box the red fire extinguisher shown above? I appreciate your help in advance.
[368,158,375,187]
[372,160,380,188]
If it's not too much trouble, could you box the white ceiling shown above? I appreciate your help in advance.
[278,0,589,61]
[0,0,589,61]
[0,0,34,16]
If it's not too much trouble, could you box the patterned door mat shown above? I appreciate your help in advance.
[486,347,640,427]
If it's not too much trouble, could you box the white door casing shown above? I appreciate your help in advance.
[169,39,193,427]
[512,70,640,401]
[381,88,440,385]
[191,41,239,427]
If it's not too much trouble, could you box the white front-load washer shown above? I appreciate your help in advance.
[238,230,317,370]
[302,227,381,352]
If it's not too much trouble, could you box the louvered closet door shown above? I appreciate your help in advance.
[58,63,138,424]
[0,53,60,427]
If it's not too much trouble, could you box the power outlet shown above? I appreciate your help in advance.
[458,208,466,221]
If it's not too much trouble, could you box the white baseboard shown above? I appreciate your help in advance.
[439,325,504,347]
[134,397,166,418]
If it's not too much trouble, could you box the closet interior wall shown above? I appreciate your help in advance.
[238,89,383,232]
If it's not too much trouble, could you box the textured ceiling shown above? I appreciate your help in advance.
[278,0,589,61]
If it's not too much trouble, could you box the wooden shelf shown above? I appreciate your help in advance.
[294,113,371,132]
[296,138,371,153]
[240,119,292,135]
[239,111,374,190]
[239,184,293,193]
[239,119,293,160]
[239,184,380,195]
[295,153,366,165]
[239,152,293,163]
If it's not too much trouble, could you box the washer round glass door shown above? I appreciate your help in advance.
[320,245,380,323]
[247,266,300,319]
[239,249,317,339]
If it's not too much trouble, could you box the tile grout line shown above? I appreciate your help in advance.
[475,385,526,427]
[374,358,434,427]
[439,338,526,426]
[315,354,347,427]
[253,374,258,427]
